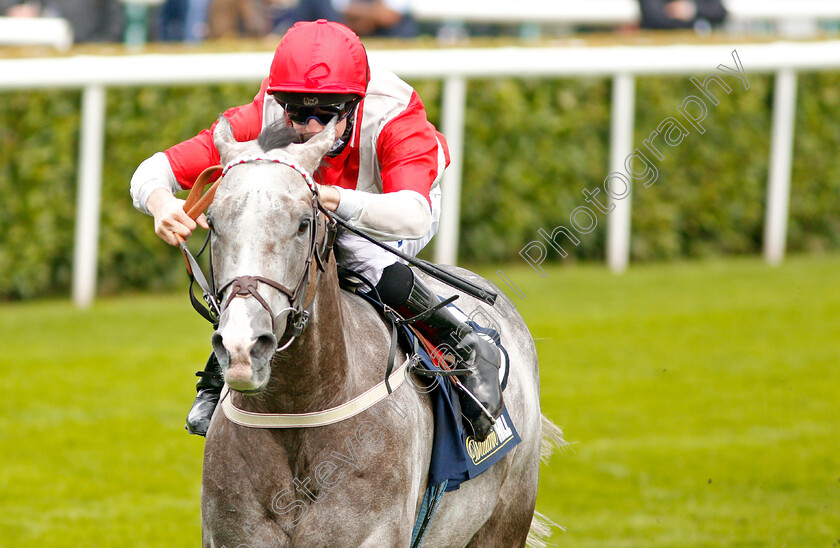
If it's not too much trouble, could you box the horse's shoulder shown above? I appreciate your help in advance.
[338,287,393,332]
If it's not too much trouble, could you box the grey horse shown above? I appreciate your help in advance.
[201,115,564,547]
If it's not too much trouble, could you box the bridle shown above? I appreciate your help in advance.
[219,154,338,351]
[181,154,337,352]
[189,153,417,430]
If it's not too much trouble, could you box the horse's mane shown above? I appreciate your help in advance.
[257,120,298,152]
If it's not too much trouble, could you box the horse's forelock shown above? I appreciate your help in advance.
[258,121,298,153]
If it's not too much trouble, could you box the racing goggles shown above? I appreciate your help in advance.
[282,101,356,126]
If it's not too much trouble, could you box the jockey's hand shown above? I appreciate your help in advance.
[316,184,340,212]
[146,188,209,246]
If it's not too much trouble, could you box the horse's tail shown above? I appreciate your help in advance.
[526,414,568,548]
[539,414,567,464]
[526,511,564,548]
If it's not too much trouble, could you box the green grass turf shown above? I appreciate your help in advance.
[1,254,838,547]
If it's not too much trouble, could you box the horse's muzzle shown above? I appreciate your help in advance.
[211,329,277,392]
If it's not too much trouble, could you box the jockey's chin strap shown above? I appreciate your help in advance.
[178,156,338,350]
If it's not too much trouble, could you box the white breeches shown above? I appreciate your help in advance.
[336,185,442,285]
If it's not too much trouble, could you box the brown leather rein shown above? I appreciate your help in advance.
[178,161,338,350]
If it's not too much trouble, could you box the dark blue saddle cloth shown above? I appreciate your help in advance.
[352,287,521,491]
[400,314,520,492]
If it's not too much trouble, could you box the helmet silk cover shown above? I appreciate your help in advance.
[268,19,369,101]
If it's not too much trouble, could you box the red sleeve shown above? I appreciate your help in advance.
[164,79,270,189]
[376,91,450,206]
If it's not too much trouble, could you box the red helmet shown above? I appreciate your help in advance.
[268,20,369,105]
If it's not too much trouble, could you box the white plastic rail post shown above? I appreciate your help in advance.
[764,68,798,265]
[607,73,635,273]
[72,85,106,308]
[435,75,467,266]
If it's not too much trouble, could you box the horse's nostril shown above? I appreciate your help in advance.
[211,332,230,367]
[251,333,277,363]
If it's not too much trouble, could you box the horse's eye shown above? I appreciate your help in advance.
[298,219,311,235]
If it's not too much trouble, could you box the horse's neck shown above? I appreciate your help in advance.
[262,263,353,414]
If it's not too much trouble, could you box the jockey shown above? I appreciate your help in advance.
[130,19,503,442]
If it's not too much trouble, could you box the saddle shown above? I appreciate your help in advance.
[338,270,521,493]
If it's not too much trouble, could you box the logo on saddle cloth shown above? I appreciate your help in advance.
[465,415,516,465]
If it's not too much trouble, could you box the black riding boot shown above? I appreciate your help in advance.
[185,353,224,437]
[375,263,503,442]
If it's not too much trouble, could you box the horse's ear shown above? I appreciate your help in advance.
[307,118,337,157]
[287,119,336,173]
[213,115,252,165]
[213,115,235,162]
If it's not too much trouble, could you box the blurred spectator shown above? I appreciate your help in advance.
[332,0,417,38]
[159,0,188,40]
[205,0,416,40]
[160,0,209,41]
[0,0,125,42]
[638,0,727,31]
[268,0,340,36]
[2,1,42,17]
[207,0,268,38]
[184,0,210,40]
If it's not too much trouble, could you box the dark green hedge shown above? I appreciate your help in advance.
[1,70,839,299]
[428,71,840,265]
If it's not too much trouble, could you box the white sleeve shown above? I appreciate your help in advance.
[334,188,432,241]
[129,152,181,215]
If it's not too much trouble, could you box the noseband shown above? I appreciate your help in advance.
[215,154,337,351]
